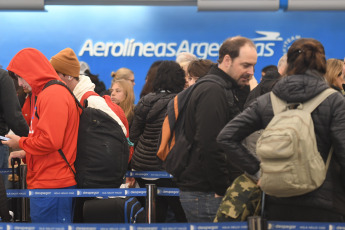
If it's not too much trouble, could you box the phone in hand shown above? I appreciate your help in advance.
[0,136,10,141]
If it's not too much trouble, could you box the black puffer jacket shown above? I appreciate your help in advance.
[130,92,176,171]
[0,69,29,136]
[217,71,345,216]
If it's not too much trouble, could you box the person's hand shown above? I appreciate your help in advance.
[2,134,21,149]
[215,193,223,198]
[9,150,26,163]
[125,177,137,188]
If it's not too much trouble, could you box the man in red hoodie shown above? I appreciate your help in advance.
[2,48,80,223]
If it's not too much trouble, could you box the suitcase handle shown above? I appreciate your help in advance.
[11,158,21,176]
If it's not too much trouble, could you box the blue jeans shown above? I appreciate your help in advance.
[0,144,10,189]
[30,185,76,223]
[179,190,222,222]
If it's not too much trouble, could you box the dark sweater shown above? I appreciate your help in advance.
[176,65,247,196]
[0,69,29,136]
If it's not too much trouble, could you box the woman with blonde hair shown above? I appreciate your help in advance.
[110,79,135,127]
[111,67,135,86]
[325,58,345,95]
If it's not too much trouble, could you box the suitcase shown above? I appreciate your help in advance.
[0,174,11,222]
[83,197,145,223]
[10,158,21,222]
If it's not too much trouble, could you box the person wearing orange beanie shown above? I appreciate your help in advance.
[50,48,130,222]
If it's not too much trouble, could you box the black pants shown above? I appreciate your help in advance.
[136,178,187,223]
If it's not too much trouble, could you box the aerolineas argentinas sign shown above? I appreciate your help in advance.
[78,31,300,59]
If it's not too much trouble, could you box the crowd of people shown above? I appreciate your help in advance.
[1,35,345,223]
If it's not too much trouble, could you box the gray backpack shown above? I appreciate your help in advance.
[256,88,336,197]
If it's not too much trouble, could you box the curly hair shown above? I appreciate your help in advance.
[153,61,186,93]
[286,38,326,76]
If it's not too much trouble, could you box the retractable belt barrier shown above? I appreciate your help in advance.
[1,167,175,222]
[0,222,247,230]
[2,168,345,227]
[1,169,171,178]
[0,168,17,175]
[6,187,180,198]
[1,221,345,230]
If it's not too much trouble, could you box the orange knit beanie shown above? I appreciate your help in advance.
[50,48,80,78]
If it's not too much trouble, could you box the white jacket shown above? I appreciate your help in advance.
[73,75,127,136]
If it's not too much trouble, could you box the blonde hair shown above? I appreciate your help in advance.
[111,79,135,123]
[176,52,197,64]
[111,67,134,81]
[325,58,343,87]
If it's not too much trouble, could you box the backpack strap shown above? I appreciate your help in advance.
[80,91,99,108]
[270,92,288,115]
[302,88,337,113]
[43,80,84,110]
[270,88,337,115]
[58,149,76,176]
[41,80,81,176]
[303,88,337,173]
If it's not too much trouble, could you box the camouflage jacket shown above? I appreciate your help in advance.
[214,174,262,222]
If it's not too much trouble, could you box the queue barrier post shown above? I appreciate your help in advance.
[19,164,29,222]
[145,184,157,223]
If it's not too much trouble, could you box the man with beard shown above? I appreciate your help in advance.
[176,36,258,222]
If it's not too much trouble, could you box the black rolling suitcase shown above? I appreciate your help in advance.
[9,158,21,222]
[0,174,11,222]
[83,197,145,223]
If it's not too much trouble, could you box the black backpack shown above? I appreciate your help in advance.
[156,76,227,178]
[41,80,129,188]
[83,197,145,223]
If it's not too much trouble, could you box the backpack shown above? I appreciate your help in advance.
[83,197,145,223]
[80,91,134,162]
[157,76,227,178]
[41,80,129,188]
[256,88,336,197]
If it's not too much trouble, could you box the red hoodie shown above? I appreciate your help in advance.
[7,48,80,189]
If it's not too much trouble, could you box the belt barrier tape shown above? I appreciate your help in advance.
[0,169,172,178]
[0,221,344,230]
[6,187,180,198]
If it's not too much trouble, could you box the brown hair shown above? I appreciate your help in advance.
[325,58,343,87]
[187,59,214,78]
[218,36,255,63]
[140,60,163,98]
[286,38,326,76]
[111,79,135,123]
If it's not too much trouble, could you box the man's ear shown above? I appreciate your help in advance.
[224,54,232,66]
